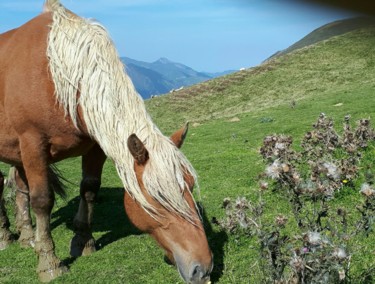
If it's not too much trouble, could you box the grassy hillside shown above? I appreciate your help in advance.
[146,26,375,131]
[269,17,375,60]
[1,24,375,283]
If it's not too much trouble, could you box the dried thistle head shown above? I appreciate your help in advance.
[332,247,348,260]
[289,254,305,273]
[338,269,346,281]
[323,162,340,180]
[235,197,251,210]
[275,215,288,227]
[260,134,295,162]
[259,180,269,190]
[265,160,282,179]
[360,183,375,197]
[305,231,323,246]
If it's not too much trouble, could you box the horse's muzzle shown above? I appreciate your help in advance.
[176,255,213,284]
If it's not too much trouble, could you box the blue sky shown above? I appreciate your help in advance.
[0,0,359,72]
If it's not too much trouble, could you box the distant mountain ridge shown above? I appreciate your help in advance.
[121,57,235,99]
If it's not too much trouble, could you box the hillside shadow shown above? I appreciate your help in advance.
[199,203,228,283]
[51,187,142,266]
[50,189,228,282]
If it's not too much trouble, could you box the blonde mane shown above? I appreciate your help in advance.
[44,0,199,221]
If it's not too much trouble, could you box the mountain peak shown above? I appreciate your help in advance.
[155,57,172,64]
[121,56,233,99]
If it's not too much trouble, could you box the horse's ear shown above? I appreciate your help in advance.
[127,134,149,165]
[170,122,189,149]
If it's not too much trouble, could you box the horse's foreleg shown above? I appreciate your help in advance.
[14,167,34,248]
[19,137,67,282]
[0,171,13,250]
[70,144,106,257]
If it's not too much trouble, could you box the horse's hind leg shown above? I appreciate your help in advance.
[0,170,13,250]
[70,144,106,257]
[19,136,68,282]
[13,167,34,248]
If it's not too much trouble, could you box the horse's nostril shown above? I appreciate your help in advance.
[192,265,201,277]
[190,264,208,283]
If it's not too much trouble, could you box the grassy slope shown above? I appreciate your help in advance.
[270,17,375,60]
[1,27,375,283]
[146,27,375,130]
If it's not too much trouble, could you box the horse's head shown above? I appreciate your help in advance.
[124,125,213,284]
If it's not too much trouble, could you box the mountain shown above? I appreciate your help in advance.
[145,17,375,129]
[124,17,375,101]
[121,57,235,99]
[266,16,375,61]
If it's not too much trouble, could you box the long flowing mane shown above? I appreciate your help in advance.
[44,0,198,221]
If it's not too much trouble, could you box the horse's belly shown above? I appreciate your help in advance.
[0,109,22,165]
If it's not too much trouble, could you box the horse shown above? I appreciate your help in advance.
[0,1,213,283]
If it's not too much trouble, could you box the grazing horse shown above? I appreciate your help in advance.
[0,0,213,283]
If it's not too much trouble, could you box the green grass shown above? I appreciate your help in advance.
[1,27,375,283]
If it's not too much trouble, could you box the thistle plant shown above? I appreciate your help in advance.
[217,114,375,283]
[356,171,375,237]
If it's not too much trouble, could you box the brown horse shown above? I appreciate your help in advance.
[0,0,212,283]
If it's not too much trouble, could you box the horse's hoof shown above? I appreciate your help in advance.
[18,228,35,248]
[38,265,68,282]
[82,243,96,256]
[70,235,96,257]
[19,237,35,248]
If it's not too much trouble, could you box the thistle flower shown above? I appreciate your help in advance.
[275,142,286,150]
[235,197,249,209]
[323,162,340,180]
[306,231,322,245]
[302,247,309,254]
[338,269,346,281]
[332,247,348,260]
[237,211,249,229]
[359,183,375,197]
[292,172,301,183]
[299,181,317,194]
[290,254,305,273]
[281,163,290,173]
[275,215,288,227]
[265,160,281,179]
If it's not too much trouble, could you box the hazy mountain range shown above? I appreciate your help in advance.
[121,57,235,99]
